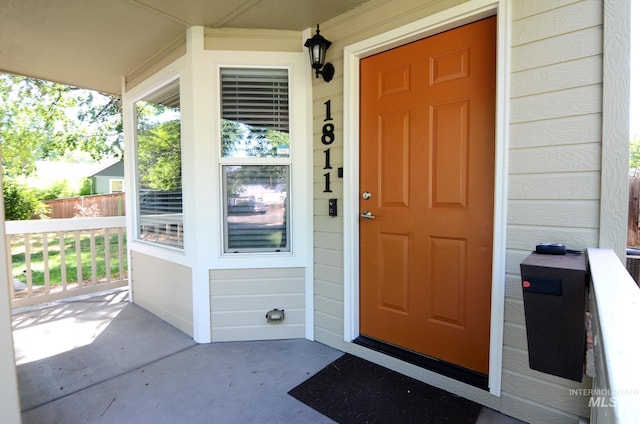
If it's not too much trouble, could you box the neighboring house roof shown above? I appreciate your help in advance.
[87,158,124,178]
[32,158,123,189]
[35,158,122,179]
[33,161,95,188]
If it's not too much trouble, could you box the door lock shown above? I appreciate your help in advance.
[362,192,372,200]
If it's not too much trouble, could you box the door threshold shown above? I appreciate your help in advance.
[353,336,489,390]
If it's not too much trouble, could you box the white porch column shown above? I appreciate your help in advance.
[600,0,631,258]
[183,26,215,343]
[0,174,23,423]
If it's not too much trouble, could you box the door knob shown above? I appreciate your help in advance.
[360,210,376,219]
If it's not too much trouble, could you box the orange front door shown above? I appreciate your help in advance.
[359,17,496,374]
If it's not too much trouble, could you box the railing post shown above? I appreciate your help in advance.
[74,231,82,288]
[90,229,97,285]
[104,229,111,283]
[25,233,32,296]
[119,229,125,280]
[43,232,50,294]
[6,235,15,301]
[59,231,67,291]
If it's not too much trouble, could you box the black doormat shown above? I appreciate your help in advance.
[289,354,483,424]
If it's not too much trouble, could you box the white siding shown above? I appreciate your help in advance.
[599,0,630,255]
[311,0,606,423]
[210,268,305,341]
[203,28,301,51]
[131,251,194,337]
[504,0,601,422]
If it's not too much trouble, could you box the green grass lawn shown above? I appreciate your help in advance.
[10,231,128,287]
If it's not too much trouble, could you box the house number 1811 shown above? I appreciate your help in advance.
[323,99,334,193]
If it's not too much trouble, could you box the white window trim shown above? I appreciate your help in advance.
[342,0,510,396]
[208,51,312,270]
[219,66,292,254]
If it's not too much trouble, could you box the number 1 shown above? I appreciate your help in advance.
[323,149,332,169]
[324,100,332,122]
[323,172,332,192]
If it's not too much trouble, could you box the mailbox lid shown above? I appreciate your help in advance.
[520,251,586,272]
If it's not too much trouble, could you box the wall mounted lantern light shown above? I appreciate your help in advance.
[304,25,334,82]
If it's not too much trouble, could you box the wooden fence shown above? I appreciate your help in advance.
[44,193,125,219]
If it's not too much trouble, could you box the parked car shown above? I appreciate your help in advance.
[228,201,268,215]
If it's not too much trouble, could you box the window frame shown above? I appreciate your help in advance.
[210,51,310,269]
[222,164,291,253]
[218,65,293,255]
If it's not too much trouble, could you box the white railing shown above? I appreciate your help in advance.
[587,248,640,423]
[5,216,128,308]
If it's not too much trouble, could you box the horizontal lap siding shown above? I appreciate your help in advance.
[210,268,305,341]
[131,251,193,337]
[504,0,601,422]
[311,0,603,422]
[312,49,346,347]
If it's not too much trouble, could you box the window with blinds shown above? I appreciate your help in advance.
[220,68,291,253]
[220,68,289,158]
[135,79,184,249]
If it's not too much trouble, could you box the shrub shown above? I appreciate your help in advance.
[36,179,78,200]
[3,178,49,220]
[79,178,93,196]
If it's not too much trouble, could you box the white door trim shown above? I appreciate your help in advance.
[342,0,510,396]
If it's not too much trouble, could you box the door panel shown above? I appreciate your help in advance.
[430,237,466,327]
[359,16,496,375]
[431,100,468,207]
[380,111,410,206]
[379,233,410,313]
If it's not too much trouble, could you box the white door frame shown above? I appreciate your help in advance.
[342,0,510,396]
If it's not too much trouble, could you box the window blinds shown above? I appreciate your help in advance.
[220,68,289,133]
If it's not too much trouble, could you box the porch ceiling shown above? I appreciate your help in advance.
[0,0,368,94]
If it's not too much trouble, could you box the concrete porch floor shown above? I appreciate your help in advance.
[12,289,523,423]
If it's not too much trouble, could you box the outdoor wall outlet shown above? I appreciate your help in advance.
[266,309,285,323]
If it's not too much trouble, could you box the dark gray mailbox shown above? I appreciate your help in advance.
[520,252,587,382]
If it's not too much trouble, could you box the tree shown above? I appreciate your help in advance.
[221,120,290,198]
[136,103,181,191]
[221,119,244,157]
[0,73,122,177]
[630,137,640,177]
[2,178,48,220]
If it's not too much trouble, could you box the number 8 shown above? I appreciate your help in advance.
[321,123,335,145]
